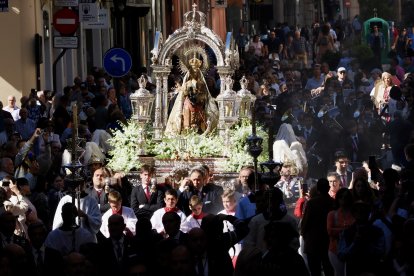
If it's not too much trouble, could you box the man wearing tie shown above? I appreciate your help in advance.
[334,151,352,188]
[130,165,164,219]
[27,221,62,276]
[343,120,369,163]
[177,166,223,216]
[86,167,110,214]
[99,214,137,274]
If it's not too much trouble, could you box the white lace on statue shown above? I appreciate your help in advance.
[165,54,218,135]
[273,123,307,174]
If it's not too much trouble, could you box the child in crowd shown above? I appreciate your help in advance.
[182,195,205,232]
[218,189,240,266]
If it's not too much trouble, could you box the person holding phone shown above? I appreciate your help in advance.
[1,177,31,237]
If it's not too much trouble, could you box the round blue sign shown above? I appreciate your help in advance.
[103,48,132,78]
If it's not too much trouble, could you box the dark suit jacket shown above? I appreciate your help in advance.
[260,247,309,276]
[167,230,189,246]
[86,187,110,214]
[201,183,224,215]
[177,183,224,215]
[296,126,320,148]
[27,246,64,276]
[341,170,353,188]
[300,194,334,255]
[130,184,164,219]
[0,234,31,253]
[99,235,137,275]
[342,133,369,163]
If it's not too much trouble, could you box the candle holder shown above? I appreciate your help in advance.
[130,75,155,155]
[246,101,263,191]
[216,76,241,130]
[63,104,85,183]
[216,76,241,156]
[237,76,256,119]
[179,137,187,152]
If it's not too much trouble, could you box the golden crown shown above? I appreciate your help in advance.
[189,55,202,68]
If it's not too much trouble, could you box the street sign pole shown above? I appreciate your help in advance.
[52,7,79,95]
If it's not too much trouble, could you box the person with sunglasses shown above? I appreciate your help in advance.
[336,67,354,90]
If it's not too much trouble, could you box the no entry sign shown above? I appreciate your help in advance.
[53,8,79,36]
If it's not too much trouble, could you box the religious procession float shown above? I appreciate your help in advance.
[107,4,281,186]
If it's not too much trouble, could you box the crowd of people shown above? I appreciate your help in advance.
[0,17,414,276]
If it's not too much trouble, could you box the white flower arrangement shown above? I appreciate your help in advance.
[107,119,268,173]
[107,120,144,172]
[223,119,269,172]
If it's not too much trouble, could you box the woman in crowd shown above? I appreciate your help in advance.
[315,24,335,63]
[370,72,397,118]
[327,188,355,276]
[250,34,265,57]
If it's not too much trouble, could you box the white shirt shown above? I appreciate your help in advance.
[100,206,137,238]
[330,28,337,41]
[3,106,20,121]
[150,208,186,234]
[218,209,241,257]
[45,227,96,255]
[9,195,36,237]
[52,194,102,236]
[182,215,202,233]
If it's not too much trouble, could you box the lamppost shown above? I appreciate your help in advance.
[246,100,263,191]
[245,83,281,190]
[130,75,155,155]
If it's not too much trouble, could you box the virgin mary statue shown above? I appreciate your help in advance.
[165,54,219,135]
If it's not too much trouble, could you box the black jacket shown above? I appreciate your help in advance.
[130,184,164,219]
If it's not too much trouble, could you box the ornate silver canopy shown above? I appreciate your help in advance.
[149,3,240,140]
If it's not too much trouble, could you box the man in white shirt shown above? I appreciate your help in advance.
[3,95,20,121]
[52,179,102,236]
[46,202,96,255]
[15,108,36,141]
[100,190,137,238]
[328,23,337,42]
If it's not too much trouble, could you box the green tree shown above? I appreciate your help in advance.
[358,0,394,21]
